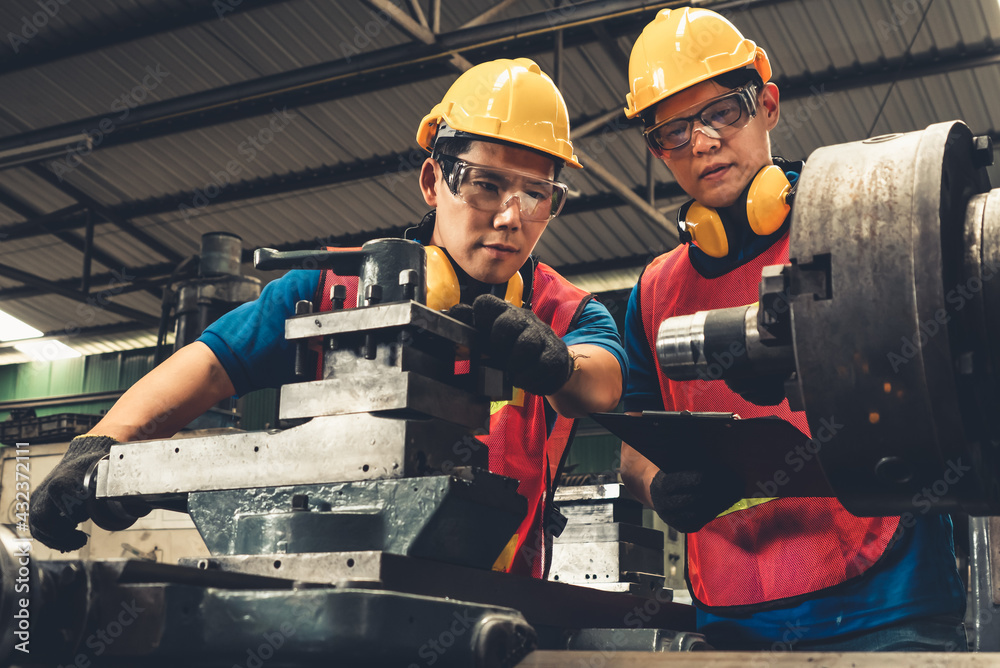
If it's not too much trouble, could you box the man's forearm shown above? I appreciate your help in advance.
[88,342,237,442]
[620,412,659,507]
[546,344,623,418]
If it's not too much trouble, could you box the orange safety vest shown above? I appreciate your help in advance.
[315,259,592,578]
[638,233,900,612]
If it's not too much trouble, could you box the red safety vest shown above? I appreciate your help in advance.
[315,259,591,579]
[639,234,900,612]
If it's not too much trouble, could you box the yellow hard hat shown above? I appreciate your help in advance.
[416,58,582,168]
[624,7,772,120]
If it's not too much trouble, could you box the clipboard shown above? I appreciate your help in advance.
[591,411,835,498]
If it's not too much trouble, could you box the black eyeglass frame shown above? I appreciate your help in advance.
[643,83,761,154]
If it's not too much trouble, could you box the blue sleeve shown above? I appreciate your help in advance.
[623,282,665,413]
[197,270,322,397]
[563,298,628,391]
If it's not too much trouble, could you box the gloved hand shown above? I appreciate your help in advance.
[470,294,574,397]
[445,302,475,327]
[648,466,744,534]
[29,435,118,552]
[724,374,787,407]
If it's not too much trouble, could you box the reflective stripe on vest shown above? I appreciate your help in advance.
[317,259,590,579]
[638,236,899,611]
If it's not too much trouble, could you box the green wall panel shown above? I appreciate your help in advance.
[15,362,50,400]
[47,357,85,396]
[0,366,17,399]
[84,353,123,393]
[240,388,278,431]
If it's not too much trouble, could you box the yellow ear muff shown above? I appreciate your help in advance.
[746,164,791,236]
[685,202,729,258]
[503,270,524,308]
[424,245,525,310]
[424,245,461,311]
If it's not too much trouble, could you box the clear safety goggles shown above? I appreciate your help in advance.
[643,84,759,154]
[436,155,569,223]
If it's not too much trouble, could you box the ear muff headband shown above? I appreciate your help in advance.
[678,164,792,258]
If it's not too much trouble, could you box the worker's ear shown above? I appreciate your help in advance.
[760,82,780,132]
[420,158,441,207]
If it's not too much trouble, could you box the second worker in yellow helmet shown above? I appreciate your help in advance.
[29,59,627,580]
[618,6,967,652]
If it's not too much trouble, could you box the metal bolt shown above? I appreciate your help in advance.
[330,284,347,310]
[399,269,418,301]
[973,135,994,169]
[364,284,382,307]
[294,299,312,316]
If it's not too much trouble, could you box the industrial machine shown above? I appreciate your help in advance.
[1,239,699,667]
[4,120,1000,665]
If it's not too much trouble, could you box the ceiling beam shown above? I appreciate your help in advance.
[0,0,789,158]
[0,0,296,77]
[575,148,677,243]
[0,106,639,242]
[0,177,691,304]
[0,262,159,325]
[362,0,473,71]
[26,165,184,263]
[0,188,128,275]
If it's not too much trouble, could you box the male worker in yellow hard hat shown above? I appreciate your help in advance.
[29,59,626,579]
[618,7,966,652]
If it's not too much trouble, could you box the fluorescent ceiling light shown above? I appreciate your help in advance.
[0,133,92,170]
[0,310,43,341]
[14,339,81,362]
[0,309,81,361]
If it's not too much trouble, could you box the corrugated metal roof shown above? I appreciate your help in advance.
[0,0,997,363]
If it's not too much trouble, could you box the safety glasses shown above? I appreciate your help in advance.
[436,155,569,223]
[643,84,759,154]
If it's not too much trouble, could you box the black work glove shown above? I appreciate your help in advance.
[724,374,787,407]
[445,302,475,327]
[29,435,117,552]
[470,294,574,397]
[648,467,744,534]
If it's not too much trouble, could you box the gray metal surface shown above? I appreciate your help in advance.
[553,483,636,503]
[559,501,644,525]
[181,550,695,633]
[554,523,665,552]
[548,541,663,585]
[101,414,485,496]
[186,473,525,568]
[969,516,1000,651]
[789,121,995,516]
[278,371,491,429]
[285,299,475,344]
